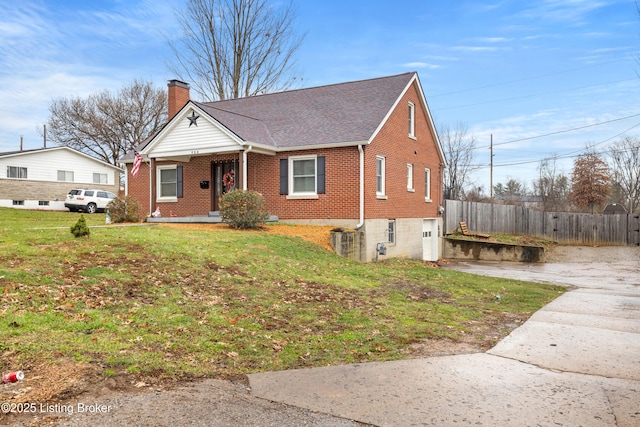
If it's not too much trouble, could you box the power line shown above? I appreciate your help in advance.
[474,112,640,150]
[471,121,640,170]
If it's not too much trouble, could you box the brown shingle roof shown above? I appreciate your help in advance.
[197,72,416,148]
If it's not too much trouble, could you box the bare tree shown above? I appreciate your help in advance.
[168,0,304,101]
[46,80,167,165]
[609,135,640,213]
[534,156,570,212]
[570,150,611,213]
[438,121,477,200]
[465,185,490,202]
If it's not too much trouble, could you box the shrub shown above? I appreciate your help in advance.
[219,190,269,229]
[107,196,143,223]
[70,215,90,238]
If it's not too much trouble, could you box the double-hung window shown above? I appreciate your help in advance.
[157,165,183,201]
[408,101,415,138]
[93,173,108,184]
[425,168,431,202]
[280,156,325,198]
[7,166,27,179]
[290,155,317,196]
[376,156,386,197]
[407,163,414,191]
[160,167,177,198]
[57,170,74,182]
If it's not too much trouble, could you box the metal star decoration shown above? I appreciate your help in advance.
[187,111,200,127]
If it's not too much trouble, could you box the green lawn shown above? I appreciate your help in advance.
[0,208,564,380]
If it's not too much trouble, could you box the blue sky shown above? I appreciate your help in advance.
[1,0,639,192]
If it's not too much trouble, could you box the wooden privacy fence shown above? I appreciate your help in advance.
[444,199,640,246]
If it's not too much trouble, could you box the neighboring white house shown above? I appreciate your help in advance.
[0,146,122,210]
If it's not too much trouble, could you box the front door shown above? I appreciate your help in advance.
[211,161,238,212]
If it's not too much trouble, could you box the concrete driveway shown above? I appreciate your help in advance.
[249,246,640,426]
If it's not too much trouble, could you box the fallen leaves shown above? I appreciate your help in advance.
[160,223,335,251]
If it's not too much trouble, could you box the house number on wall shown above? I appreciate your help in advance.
[191,150,199,155]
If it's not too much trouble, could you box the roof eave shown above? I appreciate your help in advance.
[272,140,369,152]
[2,146,123,171]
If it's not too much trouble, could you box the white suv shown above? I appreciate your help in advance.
[65,189,117,214]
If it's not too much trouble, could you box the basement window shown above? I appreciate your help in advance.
[388,220,396,244]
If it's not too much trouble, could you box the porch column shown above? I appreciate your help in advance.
[235,151,242,191]
[240,147,252,190]
[150,157,156,214]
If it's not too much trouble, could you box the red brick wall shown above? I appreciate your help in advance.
[364,82,442,219]
[126,162,151,215]
[250,147,360,220]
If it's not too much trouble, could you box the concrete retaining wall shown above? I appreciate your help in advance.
[444,238,545,263]
[330,229,366,261]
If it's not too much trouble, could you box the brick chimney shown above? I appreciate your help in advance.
[167,80,190,120]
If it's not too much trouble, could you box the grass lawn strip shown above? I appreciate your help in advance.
[0,208,565,408]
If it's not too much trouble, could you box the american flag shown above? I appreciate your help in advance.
[131,153,143,177]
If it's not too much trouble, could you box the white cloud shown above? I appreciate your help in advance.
[520,0,609,24]
[451,45,505,53]
[474,37,512,43]
[402,62,441,70]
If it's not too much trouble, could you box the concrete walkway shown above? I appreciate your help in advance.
[248,247,640,426]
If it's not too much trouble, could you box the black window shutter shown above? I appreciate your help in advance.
[177,166,184,198]
[317,156,326,194]
[279,158,288,195]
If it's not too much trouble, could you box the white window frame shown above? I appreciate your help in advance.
[425,168,432,202]
[7,166,27,179]
[93,173,108,184]
[408,101,416,139]
[157,165,178,202]
[376,155,386,199]
[407,163,414,192]
[288,155,318,199]
[57,170,74,182]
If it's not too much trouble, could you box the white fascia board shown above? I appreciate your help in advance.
[412,74,448,168]
[1,146,123,171]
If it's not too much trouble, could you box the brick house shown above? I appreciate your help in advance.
[122,72,446,262]
[0,146,121,210]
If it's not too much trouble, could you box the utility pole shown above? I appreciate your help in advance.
[490,134,493,200]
